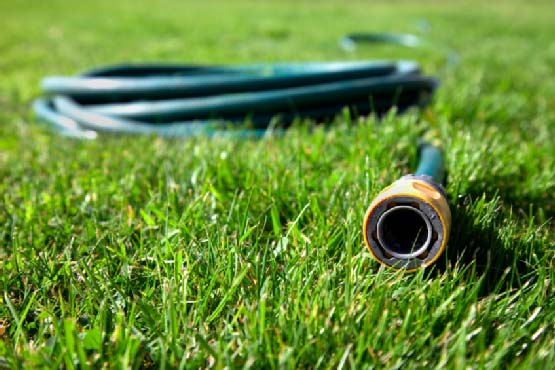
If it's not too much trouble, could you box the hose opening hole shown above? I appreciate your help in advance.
[377,205,432,259]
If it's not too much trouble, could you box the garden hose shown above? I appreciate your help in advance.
[33,32,453,270]
[33,61,436,138]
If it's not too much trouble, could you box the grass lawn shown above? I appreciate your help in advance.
[1,0,554,368]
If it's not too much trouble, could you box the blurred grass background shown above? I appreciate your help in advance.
[0,0,554,368]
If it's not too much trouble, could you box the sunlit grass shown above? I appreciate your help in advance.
[0,0,554,368]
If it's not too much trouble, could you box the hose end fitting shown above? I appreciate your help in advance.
[363,175,451,270]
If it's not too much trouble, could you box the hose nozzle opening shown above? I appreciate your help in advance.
[377,205,432,258]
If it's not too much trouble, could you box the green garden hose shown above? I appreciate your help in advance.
[33,61,436,138]
[33,33,452,270]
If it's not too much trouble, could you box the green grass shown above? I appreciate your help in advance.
[1,0,554,368]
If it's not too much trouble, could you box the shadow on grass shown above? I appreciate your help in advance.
[429,166,555,296]
[431,199,547,297]
[467,172,555,221]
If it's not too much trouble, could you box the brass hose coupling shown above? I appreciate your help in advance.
[363,174,451,270]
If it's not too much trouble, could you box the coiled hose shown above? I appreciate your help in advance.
[34,61,436,138]
[33,33,452,270]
